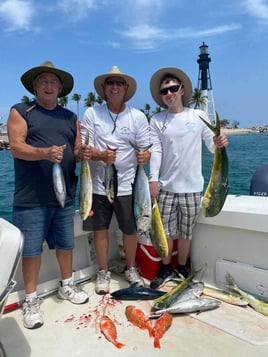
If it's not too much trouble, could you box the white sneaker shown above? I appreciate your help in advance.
[58,281,89,304]
[125,267,144,287]
[95,270,111,295]
[23,297,44,329]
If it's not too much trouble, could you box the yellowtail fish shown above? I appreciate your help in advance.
[200,112,228,217]
[150,297,220,317]
[100,315,125,349]
[104,163,118,204]
[227,272,268,316]
[52,163,66,208]
[79,132,93,220]
[203,285,248,306]
[130,142,153,235]
[150,198,168,257]
[152,270,201,310]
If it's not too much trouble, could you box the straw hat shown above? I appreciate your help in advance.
[21,61,74,97]
[150,67,193,108]
[94,66,137,102]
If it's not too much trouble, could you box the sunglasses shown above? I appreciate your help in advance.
[159,84,182,96]
[105,79,126,87]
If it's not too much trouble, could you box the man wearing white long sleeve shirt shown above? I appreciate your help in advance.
[149,67,228,289]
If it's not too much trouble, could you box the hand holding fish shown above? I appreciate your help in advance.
[213,134,228,148]
[149,181,159,199]
[79,142,92,161]
[49,144,66,163]
[136,149,151,166]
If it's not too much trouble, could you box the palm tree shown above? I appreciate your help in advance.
[21,95,31,103]
[189,88,207,109]
[72,93,81,118]
[58,96,68,107]
[84,92,96,107]
[140,103,151,121]
[95,95,104,105]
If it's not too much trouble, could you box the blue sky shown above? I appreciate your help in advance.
[0,0,267,128]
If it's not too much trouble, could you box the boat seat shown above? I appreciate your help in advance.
[0,218,24,355]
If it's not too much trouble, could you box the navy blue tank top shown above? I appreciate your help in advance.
[12,101,78,207]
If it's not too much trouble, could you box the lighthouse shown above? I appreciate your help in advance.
[197,42,216,124]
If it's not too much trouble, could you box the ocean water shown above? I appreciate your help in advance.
[1,132,268,223]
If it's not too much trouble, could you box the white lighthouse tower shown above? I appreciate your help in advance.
[197,42,216,124]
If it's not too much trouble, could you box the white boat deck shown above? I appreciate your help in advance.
[1,273,268,357]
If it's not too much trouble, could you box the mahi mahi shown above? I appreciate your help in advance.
[200,112,228,217]
[152,269,201,310]
[52,163,66,208]
[150,198,168,257]
[79,131,93,220]
[227,272,268,316]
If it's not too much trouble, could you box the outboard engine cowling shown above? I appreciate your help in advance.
[250,164,268,196]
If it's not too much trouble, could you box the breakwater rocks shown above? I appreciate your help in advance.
[0,135,10,150]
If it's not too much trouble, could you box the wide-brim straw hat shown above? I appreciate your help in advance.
[150,67,193,108]
[94,66,137,102]
[21,61,74,97]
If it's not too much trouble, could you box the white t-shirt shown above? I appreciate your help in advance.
[149,107,215,193]
[81,104,150,195]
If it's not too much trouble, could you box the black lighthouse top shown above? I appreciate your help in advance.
[197,42,212,90]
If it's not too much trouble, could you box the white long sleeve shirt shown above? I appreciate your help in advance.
[81,104,150,196]
[149,107,214,193]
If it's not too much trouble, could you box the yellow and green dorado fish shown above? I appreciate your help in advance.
[150,198,168,258]
[200,112,228,217]
[79,131,93,221]
[227,272,268,316]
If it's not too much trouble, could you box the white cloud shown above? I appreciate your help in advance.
[0,0,35,32]
[118,23,241,51]
[244,0,268,23]
[57,0,100,21]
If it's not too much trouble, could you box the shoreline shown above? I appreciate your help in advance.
[0,128,261,144]
[220,128,257,135]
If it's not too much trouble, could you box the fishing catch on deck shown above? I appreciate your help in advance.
[52,163,66,208]
[110,286,166,300]
[130,142,152,235]
[100,315,125,349]
[125,305,154,338]
[152,270,201,310]
[200,112,228,217]
[153,312,173,349]
[226,272,268,316]
[150,197,168,257]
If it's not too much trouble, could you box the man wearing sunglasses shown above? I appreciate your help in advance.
[148,67,228,289]
[80,66,151,294]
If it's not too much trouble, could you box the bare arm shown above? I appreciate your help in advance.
[7,108,65,163]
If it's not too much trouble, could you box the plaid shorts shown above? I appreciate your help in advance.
[157,190,202,240]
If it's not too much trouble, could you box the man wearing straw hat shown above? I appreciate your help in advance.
[148,67,228,289]
[81,65,151,294]
[7,61,89,329]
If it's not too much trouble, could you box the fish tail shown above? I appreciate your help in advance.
[114,341,125,349]
[154,337,160,349]
[148,325,155,338]
[199,112,220,136]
